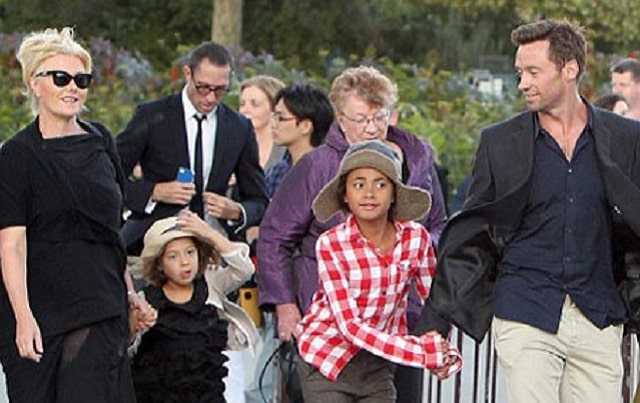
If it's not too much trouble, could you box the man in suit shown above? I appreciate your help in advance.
[117,42,269,255]
[418,20,640,402]
[611,58,640,120]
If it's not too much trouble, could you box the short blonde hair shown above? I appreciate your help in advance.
[16,27,92,115]
[329,66,398,114]
[240,75,285,109]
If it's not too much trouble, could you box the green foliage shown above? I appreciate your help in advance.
[373,59,521,188]
[241,0,518,72]
[0,64,32,138]
[0,0,211,67]
[425,0,640,54]
[242,0,370,72]
[2,0,639,85]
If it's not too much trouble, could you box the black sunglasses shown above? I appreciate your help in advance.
[35,70,93,89]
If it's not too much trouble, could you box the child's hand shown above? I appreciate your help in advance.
[176,209,212,240]
[176,208,236,254]
[422,331,462,379]
[427,330,449,351]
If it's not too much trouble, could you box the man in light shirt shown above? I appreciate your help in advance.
[116,41,268,255]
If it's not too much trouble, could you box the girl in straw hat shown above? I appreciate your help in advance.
[294,141,461,402]
[129,210,258,403]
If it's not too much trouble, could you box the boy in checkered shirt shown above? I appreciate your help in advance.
[293,141,461,402]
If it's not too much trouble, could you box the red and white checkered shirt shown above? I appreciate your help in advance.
[295,216,461,381]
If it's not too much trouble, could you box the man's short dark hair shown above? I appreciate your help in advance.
[610,58,640,82]
[275,84,335,147]
[511,19,587,81]
[187,41,233,71]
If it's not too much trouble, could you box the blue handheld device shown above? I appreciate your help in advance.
[176,167,194,183]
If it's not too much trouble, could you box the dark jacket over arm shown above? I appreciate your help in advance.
[418,106,640,341]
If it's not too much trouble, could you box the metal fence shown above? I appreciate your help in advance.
[424,329,639,403]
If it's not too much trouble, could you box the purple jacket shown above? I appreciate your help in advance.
[257,123,446,328]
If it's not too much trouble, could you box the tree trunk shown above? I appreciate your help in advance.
[212,0,243,48]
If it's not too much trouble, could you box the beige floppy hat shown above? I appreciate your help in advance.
[312,140,432,223]
[140,216,194,260]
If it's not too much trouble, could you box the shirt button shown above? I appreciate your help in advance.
[565,256,572,262]
[568,197,574,203]
[568,168,573,173]
[566,228,572,234]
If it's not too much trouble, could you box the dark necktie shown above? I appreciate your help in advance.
[191,114,206,217]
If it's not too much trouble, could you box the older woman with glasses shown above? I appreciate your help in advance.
[258,66,446,403]
[0,27,139,402]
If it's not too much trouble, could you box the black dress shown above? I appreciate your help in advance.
[0,121,128,339]
[0,120,134,403]
[132,277,229,403]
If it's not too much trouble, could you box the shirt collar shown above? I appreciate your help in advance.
[532,97,593,139]
[345,215,409,244]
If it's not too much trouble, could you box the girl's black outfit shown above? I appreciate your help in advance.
[132,277,229,403]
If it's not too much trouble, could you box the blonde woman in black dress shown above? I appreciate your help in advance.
[0,27,141,402]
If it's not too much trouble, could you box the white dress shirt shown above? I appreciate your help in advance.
[182,87,218,189]
[144,87,217,214]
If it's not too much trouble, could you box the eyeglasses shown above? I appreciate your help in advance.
[35,70,93,89]
[193,83,230,97]
[340,109,390,128]
[271,113,298,123]
[191,74,230,97]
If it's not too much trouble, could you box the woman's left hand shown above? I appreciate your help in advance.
[15,311,43,362]
[129,292,157,331]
